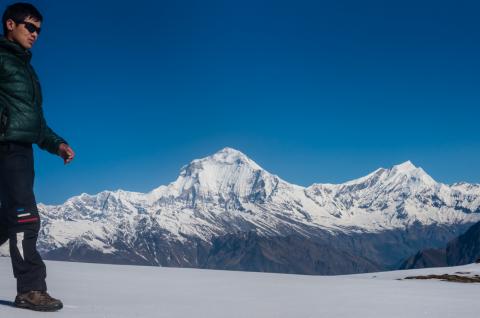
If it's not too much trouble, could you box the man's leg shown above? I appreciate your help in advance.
[0,143,9,246]
[0,224,8,246]
[0,142,62,311]
[9,224,47,293]
[0,142,47,293]
[0,225,8,246]
[0,207,8,246]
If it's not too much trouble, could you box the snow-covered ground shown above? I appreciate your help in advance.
[0,257,478,317]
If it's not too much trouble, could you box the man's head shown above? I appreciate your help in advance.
[2,2,42,49]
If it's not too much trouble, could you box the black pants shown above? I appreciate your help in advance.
[0,141,47,293]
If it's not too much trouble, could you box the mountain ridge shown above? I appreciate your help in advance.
[2,147,479,274]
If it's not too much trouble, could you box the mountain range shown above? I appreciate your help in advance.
[2,147,479,274]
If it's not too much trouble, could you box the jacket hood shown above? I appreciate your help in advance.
[0,36,32,62]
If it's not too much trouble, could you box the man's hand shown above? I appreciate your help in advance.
[57,143,75,165]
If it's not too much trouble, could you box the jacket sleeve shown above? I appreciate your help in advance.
[37,117,68,155]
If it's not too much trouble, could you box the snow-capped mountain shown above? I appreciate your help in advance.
[306,160,480,229]
[2,147,479,274]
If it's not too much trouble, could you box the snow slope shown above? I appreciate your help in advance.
[0,257,478,318]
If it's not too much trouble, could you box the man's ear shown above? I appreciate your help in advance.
[5,19,16,32]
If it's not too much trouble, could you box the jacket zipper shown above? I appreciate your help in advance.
[0,107,8,137]
[26,62,44,140]
[26,62,37,106]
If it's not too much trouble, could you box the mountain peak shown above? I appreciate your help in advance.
[213,147,248,160]
[389,160,437,186]
[170,147,270,198]
[392,160,417,173]
[217,147,242,154]
[203,147,262,170]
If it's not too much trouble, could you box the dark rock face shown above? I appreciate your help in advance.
[400,221,480,269]
[446,221,480,265]
[42,231,380,275]
[41,221,475,275]
[399,249,447,269]
[203,232,380,275]
[329,222,471,270]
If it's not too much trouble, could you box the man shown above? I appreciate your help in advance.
[0,2,75,312]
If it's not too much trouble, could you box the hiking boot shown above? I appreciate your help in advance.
[14,290,63,311]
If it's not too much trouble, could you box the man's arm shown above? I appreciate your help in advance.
[37,121,67,155]
[38,122,75,164]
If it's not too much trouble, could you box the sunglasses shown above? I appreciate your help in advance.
[16,21,41,35]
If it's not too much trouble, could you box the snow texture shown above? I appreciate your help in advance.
[0,257,478,317]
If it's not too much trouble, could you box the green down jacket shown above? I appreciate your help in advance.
[0,37,67,155]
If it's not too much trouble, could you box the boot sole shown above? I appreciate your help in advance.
[14,300,63,312]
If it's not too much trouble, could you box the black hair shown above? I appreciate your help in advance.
[2,2,43,36]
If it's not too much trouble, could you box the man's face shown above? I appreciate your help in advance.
[5,16,41,49]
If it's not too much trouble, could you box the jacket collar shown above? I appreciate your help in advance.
[0,36,32,62]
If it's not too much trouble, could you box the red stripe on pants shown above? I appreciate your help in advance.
[18,217,39,223]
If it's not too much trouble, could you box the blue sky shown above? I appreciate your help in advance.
[2,0,479,204]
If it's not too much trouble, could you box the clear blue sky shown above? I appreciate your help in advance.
[2,0,478,204]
